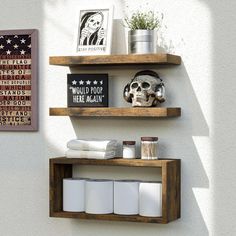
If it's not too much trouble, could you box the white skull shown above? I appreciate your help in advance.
[87,13,103,32]
[129,75,165,107]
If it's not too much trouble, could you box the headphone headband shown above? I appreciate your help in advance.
[132,70,162,83]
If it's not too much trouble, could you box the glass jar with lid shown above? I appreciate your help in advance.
[141,137,158,160]
[123,141,136,159]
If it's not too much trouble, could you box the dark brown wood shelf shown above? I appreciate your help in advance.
[50,157,181,223]
[49,107,181,117]
[51,211,163,223]
[50,157,176,167]
[49,54,181,66]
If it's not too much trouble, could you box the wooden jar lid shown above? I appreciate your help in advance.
[141,137,158,141]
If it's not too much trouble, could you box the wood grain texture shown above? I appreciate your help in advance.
[49,157,181,223]
[49,107,181,117]
[51,211,163,223]
[50,157,176,167]
[49,160,72,216]
[168,159,181,221]
[49,54,181,66]
[162,160,181,223]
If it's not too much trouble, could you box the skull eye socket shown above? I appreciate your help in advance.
[142,82,150,89]
[90,19,94,22]
[131,82,139,89]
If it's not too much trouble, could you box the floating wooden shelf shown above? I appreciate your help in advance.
[50,157,174,167]
[49,54,181,66]
[50,157,181,223]
[49,107,181,118]
[51,211,163,223]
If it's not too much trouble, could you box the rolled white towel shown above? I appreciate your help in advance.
[67,139,117,152]
[65,149,116,159]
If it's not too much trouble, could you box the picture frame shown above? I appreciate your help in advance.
[0,29,38,131]
[67,74,108,107]
[74,6,114,55]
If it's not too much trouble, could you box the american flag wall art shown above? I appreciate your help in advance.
[0,29,38,131]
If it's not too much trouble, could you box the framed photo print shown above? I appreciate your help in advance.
[0,29,38,131]
[75,6,113,55]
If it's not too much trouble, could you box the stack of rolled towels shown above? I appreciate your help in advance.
[66,139,118,159]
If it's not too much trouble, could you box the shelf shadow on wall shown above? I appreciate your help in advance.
[201,0,236,235]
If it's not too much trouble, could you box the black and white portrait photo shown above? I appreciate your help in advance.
[79,11,106,46]
[76,6,113,55]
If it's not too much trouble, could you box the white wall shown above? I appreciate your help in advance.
[0,0,236,235]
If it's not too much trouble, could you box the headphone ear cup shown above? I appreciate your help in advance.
[156,84,166,103]
[123,83,132,103]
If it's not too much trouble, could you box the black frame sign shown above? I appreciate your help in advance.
[0,29,38,131]
[67,74,108,107]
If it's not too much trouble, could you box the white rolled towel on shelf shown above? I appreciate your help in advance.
[67,139,117,152]
[85,179,114,214]
[114,180,139,215]
[63,178,85,212]
[139,181,162,217]
[66,149,116,159]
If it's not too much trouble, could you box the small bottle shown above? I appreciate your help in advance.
[141,137,158,160]
[123,141,136,159]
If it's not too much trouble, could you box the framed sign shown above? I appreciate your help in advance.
[67,74,108,107]
[75,6,113,55]
[0,29,38,131]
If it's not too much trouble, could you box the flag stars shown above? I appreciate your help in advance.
[0,44,4,49]
[28,44,31,48]
[14,35,18,38]
[100,80,103,85]
[13,44,19,49]
[72,80,77,85]
[6,50,11,55]
[79,80,84,85]
[0,36,4,39]
[20,50,26,55]
[86,80,91,85]
[93,80,98,85]
[6,39,11,44]
[20,38,26,44]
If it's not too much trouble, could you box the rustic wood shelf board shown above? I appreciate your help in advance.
[50,157,177,167]
[51,211,163,223]
[49,54,181,66]
[49,107,181,117]
[50,157,181,223]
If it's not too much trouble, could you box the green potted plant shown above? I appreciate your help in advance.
[124,11,162,54]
